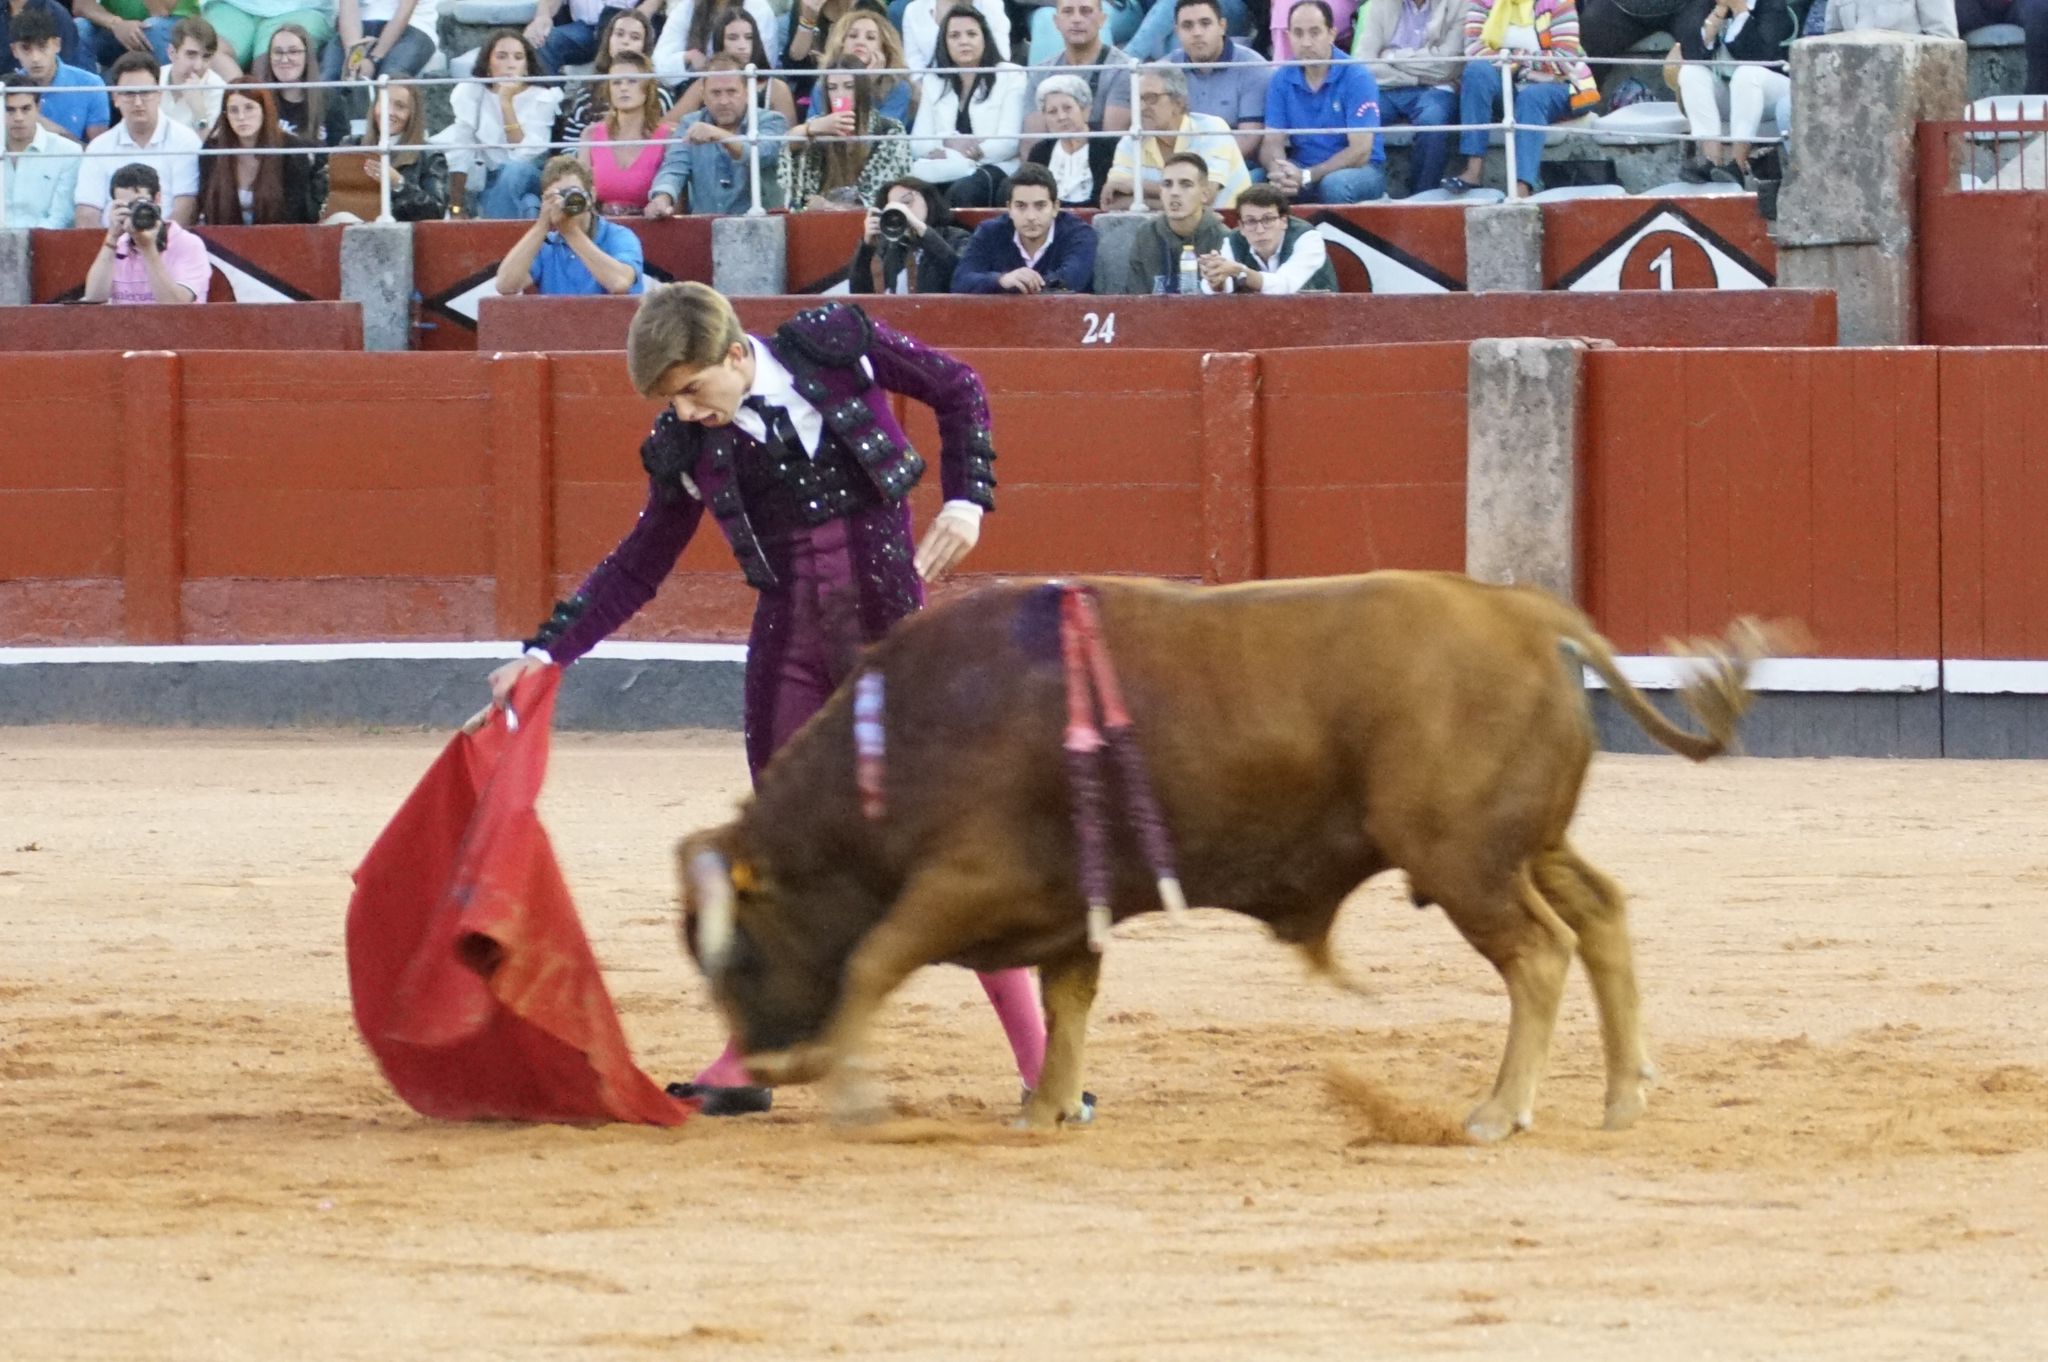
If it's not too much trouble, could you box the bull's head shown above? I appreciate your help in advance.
[675,825,848,1086]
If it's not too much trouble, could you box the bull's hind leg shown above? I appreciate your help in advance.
[1019,951,1101,1130]
[1536,845,1656,1131]
[1439,869,1577,1142]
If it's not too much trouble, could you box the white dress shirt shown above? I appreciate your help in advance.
[652,0,782,80]
[6,126,83,229]
[1220,227,1332,296]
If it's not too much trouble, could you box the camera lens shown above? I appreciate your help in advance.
[878,204,911,243]
[559,188,589,217]
[127,200,161,233]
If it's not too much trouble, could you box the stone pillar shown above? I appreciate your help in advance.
[1464,201,1544,292]
[1775,32,1966,345]
[711,213,787,294]
[0,229,30,307]
[1089,211,1146,295]
[339,222,414,352]
[1466,338,1584,602]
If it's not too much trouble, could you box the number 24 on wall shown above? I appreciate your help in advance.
[1081,312,1117,345]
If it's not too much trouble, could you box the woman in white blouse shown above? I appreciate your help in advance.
[899,0,1008,71]
[907,6,1024,206]
[436,29,562,217]
[650,0,780,79]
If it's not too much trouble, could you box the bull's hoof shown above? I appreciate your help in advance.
[1463,1100,1531,1143]
[1016,1087,1097,1130]
[666,1082,774,1117]
[1602,1088,1648,1132]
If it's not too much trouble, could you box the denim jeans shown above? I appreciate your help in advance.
[77,14,175,66]
[537,17,599,73]
[477,157,543,218]
[1378,84,1456,197]
[1125,0,1252,60]
[1456,59,1572,190]
[1297,161,1386,203]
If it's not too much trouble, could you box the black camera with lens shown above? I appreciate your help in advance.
[126,199,162,234]
[558,187,590,218]
[877,203,914,245]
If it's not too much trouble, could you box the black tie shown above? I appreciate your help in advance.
[742,395,802,454]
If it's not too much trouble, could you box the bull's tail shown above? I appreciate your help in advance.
[1555,611,1779,763]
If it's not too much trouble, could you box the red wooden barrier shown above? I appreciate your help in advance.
[477,289,1838,354]
[1916,122,2048,345]
[30,224,345,304]
[1542,195,1776,291]
[1582,348,1941,659]
[0,302,364,351]
[0,354,126,643]
[1937,349,2048,657]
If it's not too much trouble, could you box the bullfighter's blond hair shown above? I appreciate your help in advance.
[626,282,747,397]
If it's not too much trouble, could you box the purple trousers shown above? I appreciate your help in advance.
[742,501,924,778]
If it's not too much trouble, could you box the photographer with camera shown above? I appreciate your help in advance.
[847,176,969,295]
[81,162,213,304]
[492,155,645,298]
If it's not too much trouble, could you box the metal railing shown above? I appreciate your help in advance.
[0,49,1794,227]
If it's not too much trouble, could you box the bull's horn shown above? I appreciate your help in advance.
[688,849,736,973]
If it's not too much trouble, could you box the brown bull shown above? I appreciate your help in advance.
[677,570,1766,1140]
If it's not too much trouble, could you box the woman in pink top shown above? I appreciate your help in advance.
[578,52,670,214]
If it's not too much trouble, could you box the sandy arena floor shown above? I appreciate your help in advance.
[3,729,2047,1361]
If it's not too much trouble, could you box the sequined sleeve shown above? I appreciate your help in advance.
[526,484,704,665]
[864,319,996,510]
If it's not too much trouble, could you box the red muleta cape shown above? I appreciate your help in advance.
[345,665,689,1125]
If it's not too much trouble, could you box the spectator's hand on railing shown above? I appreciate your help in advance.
[645,192,678,219]
[1197,252,1240,290]
[998,266,1045,294]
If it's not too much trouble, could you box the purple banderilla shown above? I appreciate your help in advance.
[1059,584,1187,952]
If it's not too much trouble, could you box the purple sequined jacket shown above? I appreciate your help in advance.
[527,303,997,664]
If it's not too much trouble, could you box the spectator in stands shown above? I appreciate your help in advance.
[322,77,447,218]
[82,161,213,302]
[1439,0,1599,198]
[257,23,348,146]
[198,78,321,221]
[1954,0,2044,91]
[907,6,1025,207]
[1124,149,1225,292]
[163,17,227,134]
[1026,0,1145,60]
[653,0,779,79]
[1673,0,1795,184]
[1101,62,1249,208]
[1200,181,1337,291]
[75,52,202,225]
[776,0,868,97]
[1352,0,1461,196]
[525,0,661,74]
[1274,0,1361,57]
[70,0,177,70]
[557,8,673,140]
[1573,0,1679,61]
[1824,0,1958,36]
[494,153,646,295]
[954,160,1097,292]
[1026,73,1116,205]
[319,0,437,111]
[439,29,560,218]
[1165,0,1267,161]
[196,0,335,73]
[781,58,914,207]
[3,0,84,77]
[8,6,105,142]
[1127,0,1250,60]
[4,74,81,227]
[576,52,667,214]
[647,54,788,214]
[1262,0,1386,202]
[849,174,969,290]
[1020,0,1132,160]
[812,10,914,125]
[669,7,798,127]
[899,0,1008,71]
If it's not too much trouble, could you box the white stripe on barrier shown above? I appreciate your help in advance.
[1585,657,1940,694]
[0,641,748,665]
[1942,660,2048,694]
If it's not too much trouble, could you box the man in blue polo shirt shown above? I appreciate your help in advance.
[6,6,106,143]
[1260,0,1386,203]
[493,155,646,298]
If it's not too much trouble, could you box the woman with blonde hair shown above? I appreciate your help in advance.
[815,8,914,125]
[782,56,914,207]
[323,79,450,220]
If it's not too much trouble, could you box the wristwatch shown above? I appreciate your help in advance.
[1301,166,1314,186]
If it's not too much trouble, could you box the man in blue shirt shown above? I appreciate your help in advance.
[953,163,1098,294]
[1260,0,1386,203]
[6,6,106,142]
[644,57,786,218]
[0,0,86,78]
[493,155,646,298]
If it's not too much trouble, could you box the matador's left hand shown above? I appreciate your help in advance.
[914,505,980,584]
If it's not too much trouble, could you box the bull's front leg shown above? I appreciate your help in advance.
[817,917,937,1125]
[1020,951,1101,1130]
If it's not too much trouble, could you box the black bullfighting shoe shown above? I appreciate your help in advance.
[1020,1087,1098,1125]
[666,1081,774,1116]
